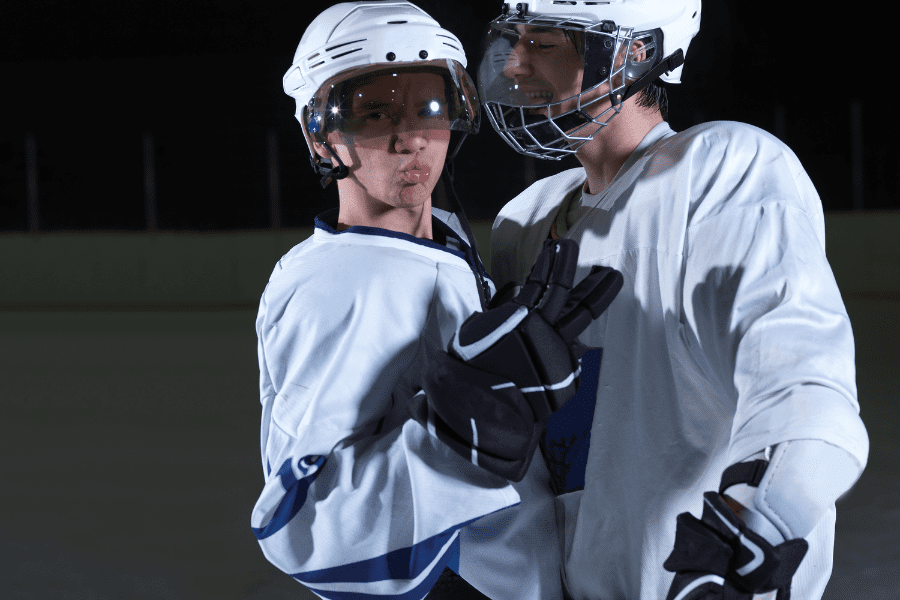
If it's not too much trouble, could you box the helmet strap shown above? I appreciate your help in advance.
[619,49,684,104]
[441,133,492,310]
[310,141,349,189]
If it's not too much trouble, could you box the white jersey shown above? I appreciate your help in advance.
[491,121,869,600]
[252,209,563,600]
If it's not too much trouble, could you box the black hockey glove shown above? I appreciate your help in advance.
[663,492,809,600]
[408,239,623,482]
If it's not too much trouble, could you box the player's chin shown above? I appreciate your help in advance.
[396,182,434,206]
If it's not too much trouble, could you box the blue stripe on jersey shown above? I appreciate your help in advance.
[541,348,603,496]
[295,524,456,585]
[304,556,448,600]
[293,508,508,590]
[252,455,326,540]
[445,535,460,574]
[314,210,467,262]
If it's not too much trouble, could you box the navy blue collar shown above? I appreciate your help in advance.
[313,208,478,268]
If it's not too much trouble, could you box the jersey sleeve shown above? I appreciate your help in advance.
[681,146,869,472]
[251,248,520,600]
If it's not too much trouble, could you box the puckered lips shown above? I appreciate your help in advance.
[400,158,431,185]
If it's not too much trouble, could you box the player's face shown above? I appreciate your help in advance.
[502,25,585,115]
[324,72,451,209]
[498,25,632,134]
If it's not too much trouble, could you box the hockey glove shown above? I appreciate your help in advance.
[663,492,809,600]
[408,238,623,481]
[453,238,621,414]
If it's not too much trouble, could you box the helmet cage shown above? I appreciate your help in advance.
[478,13,660,160]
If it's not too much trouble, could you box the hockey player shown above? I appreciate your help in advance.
[251,2,622,599]
[478,1,869,599]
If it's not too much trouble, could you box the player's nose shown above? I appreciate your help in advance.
[502,41,532,79]
[393,129,429,153]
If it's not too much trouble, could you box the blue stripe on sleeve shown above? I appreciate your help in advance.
[296,525,455,585]
[303,538,453,600]
[294,507,509,588]
[445,535,460,574]
[252,455,326,541]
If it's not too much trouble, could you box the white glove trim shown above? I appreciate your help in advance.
[704,496,765,576]
[450,305,529,361]
[671,574,726,600]
[521,364,582,393]
[470,418,479,467]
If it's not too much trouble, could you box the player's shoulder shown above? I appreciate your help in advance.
[260,224,478,324]
[495,167,586,227]
[666,120,801,171]
[660,121,817,219]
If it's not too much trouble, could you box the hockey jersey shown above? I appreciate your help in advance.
[492,121,869,600]
[252,209,563,600]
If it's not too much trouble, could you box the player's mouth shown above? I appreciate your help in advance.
[509,81,553,105]
[523,90,553,102]
[400,159,431,185]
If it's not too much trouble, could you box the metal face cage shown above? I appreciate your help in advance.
[478,13,658,160]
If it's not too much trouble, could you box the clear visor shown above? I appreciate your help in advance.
[477,20,621,109]
[306,59,479,140]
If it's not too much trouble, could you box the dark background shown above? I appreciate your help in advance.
[1,3,898,599]
[1,0,896,231]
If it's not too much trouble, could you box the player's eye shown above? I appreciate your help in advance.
[365,110,390,121]
[527,39,557,50]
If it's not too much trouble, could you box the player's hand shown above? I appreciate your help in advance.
[663,492,808,600]
[450,238,622,418]
[407,238,622,482]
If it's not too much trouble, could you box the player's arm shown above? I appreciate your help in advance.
[407,238,623,482]
[251,272,519,599]
[666,197,868,599]
[664,441,862,600]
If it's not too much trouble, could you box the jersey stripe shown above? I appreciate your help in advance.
[252,455,326,540]
[295,521,458,585]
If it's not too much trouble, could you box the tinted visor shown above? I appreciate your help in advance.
[477,19,617,108]
[308,60,479,140]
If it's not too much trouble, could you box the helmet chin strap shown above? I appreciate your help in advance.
[618,49,684,105]
[442,132,492,311]
[311,141,349,189]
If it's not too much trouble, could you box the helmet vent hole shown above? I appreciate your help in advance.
[307,53,320,61]
[332,48,363,59]
[325,39,365,52]
[442,42,460,51]
[387,20,408,24]
[310,61,325,69]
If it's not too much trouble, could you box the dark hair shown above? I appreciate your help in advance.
[637,79,668,121]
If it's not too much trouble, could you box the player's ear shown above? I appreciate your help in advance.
[628,39,649,65]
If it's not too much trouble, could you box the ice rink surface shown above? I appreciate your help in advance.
[1,299,897,599]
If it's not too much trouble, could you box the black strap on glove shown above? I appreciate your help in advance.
[664,468,809,600]
[408,238,622,482]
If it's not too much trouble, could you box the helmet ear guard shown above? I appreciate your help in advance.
[301,103,350,189]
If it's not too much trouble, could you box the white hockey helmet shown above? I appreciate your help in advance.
[283,0,480,173]
[478,0,701,159]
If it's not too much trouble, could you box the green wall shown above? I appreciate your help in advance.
[1,213,897,309]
